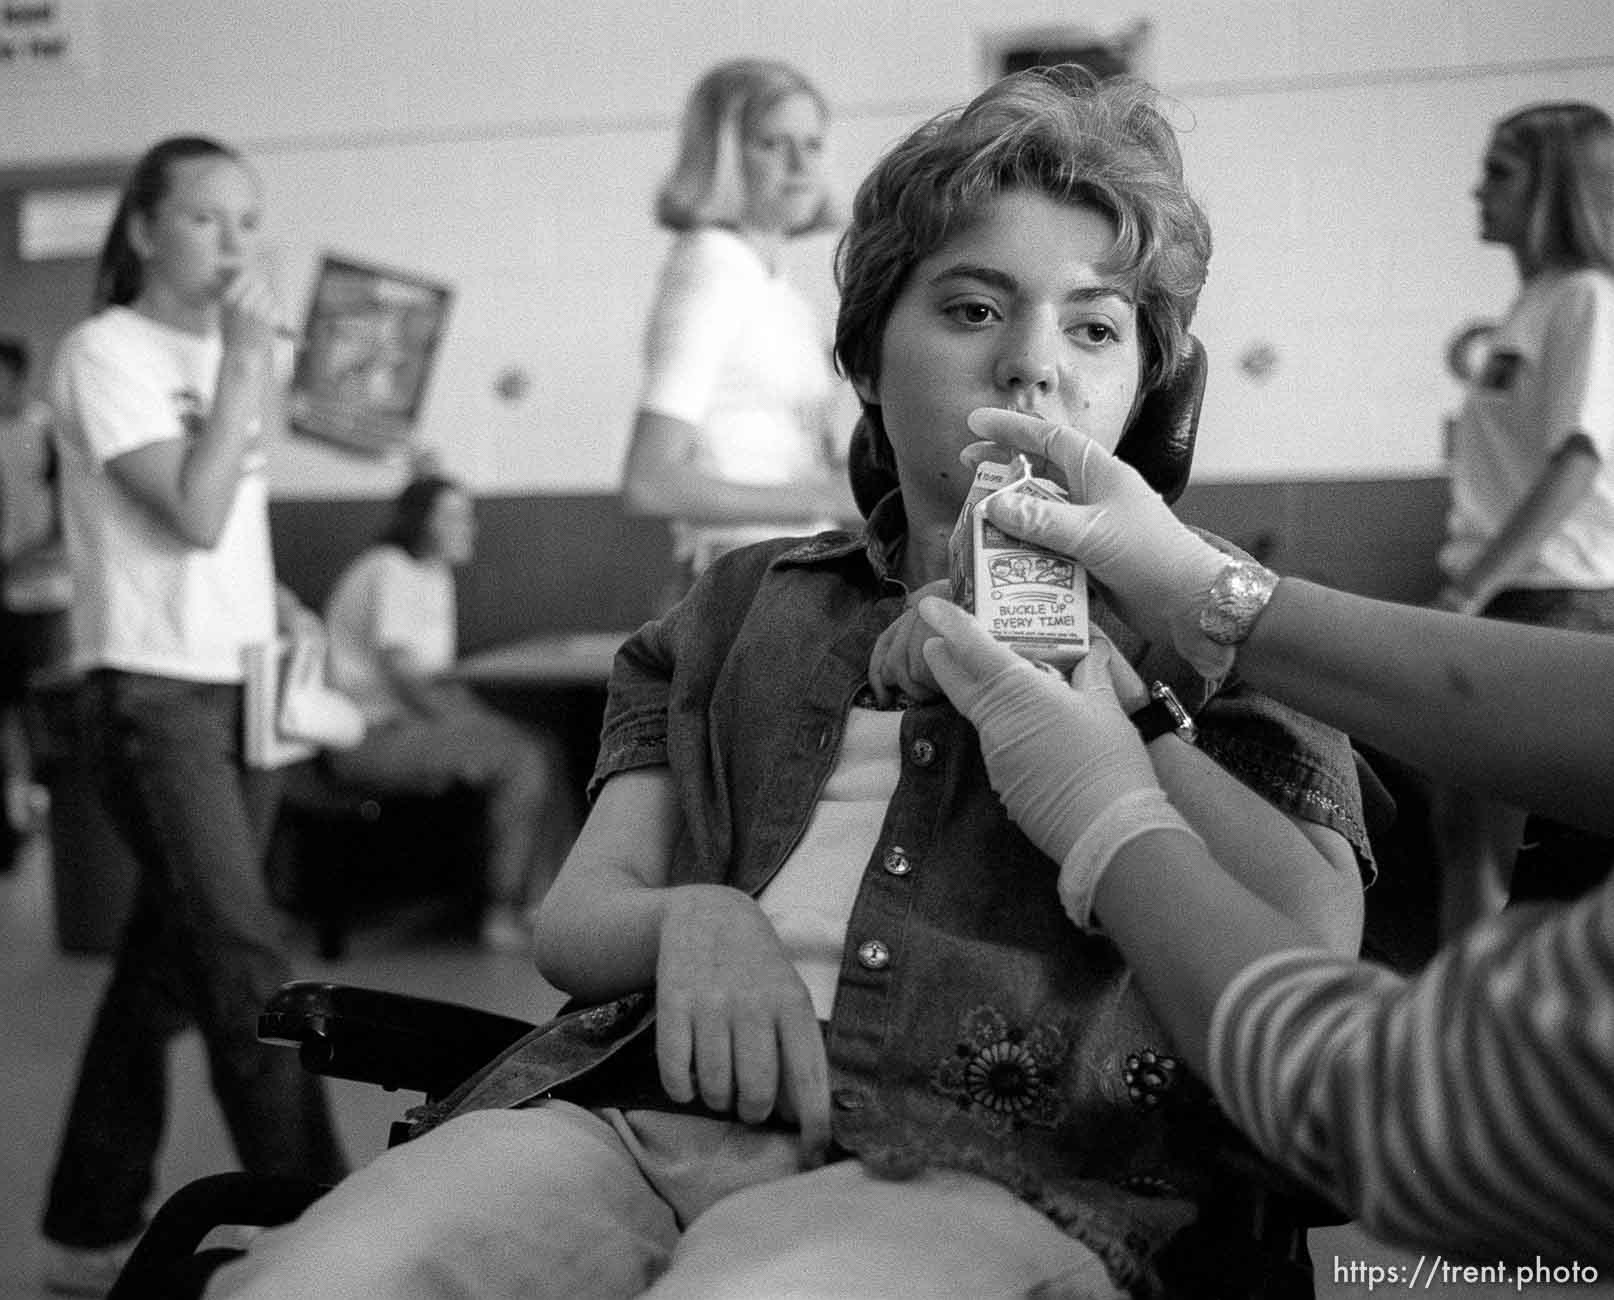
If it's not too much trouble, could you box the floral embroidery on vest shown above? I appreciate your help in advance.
[1122,1049,1181,1110]
[1117,1172,1183,1199]
[932,1005,1070,1132]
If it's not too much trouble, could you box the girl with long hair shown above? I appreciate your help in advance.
[40,134,346,1295]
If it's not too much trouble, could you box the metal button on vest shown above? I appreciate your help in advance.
[856,939,892,970]
[882,846,912,876]
[908,737,937,767]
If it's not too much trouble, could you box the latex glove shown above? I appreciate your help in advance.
[919,597,1199,927]
[963,408,1236,678]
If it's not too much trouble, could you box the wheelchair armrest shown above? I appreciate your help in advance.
[259,979,536,1101]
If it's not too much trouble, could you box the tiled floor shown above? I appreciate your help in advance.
[1,832,1605,1299]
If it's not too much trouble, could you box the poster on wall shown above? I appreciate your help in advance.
[0,0,100,80]
[288,254,454,458]
[981,19,1150,83]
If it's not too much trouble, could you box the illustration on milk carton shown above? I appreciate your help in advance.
[948,454,1089,670]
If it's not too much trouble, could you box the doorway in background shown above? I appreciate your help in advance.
[0,161,127,387]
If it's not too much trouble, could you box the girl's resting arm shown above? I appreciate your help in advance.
[533,767,682,1001]
[533,766,831,1159]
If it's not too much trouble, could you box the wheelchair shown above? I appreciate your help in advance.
[108,975,1348,1298]
[108,340,1358,1296]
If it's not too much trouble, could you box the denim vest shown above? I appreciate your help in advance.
[423,495,1370,1294]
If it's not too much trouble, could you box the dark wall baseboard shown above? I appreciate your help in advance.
[1174,476,1448,605]
[271,494,678,653]
[271,476,1450,653]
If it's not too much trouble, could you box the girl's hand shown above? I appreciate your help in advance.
[962,408,1236,677]
[866,579,951,707]
[218,267,281,356]
[655,885,831,1168]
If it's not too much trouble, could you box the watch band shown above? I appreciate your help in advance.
[1130,681,1198,745]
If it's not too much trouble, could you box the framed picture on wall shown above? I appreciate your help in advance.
[980,19,1152,84]
[288,254,453,457]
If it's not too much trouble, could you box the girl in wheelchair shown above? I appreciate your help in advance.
[206,66,1369,1300]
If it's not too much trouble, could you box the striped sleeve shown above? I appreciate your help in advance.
[1206,879,1614,1268]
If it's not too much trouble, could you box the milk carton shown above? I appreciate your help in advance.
[948,455,1089,670]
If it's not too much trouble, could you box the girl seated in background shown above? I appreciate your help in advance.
[323,471,577,951]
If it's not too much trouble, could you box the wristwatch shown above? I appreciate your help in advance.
[1129,681,1198,745]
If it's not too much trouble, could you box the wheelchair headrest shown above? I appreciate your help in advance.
[1113,334,1205,506]
[847,335,1206,517]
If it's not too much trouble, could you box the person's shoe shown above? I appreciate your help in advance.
[41,1237,137,1297]
[479,903,534,954]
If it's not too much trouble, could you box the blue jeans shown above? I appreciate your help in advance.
[42,671,347,1248]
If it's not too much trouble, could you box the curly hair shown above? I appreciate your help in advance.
[833,66,1211,455]
[1491,101,1614,276]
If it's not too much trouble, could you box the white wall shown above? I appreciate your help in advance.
[6,0,1614,495]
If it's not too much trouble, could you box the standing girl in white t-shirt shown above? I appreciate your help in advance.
[1434,102,1614,932]
[621,59,859,599]
[39,135,346,1295]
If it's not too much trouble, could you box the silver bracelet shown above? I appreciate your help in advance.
[1198,559,1280,646]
